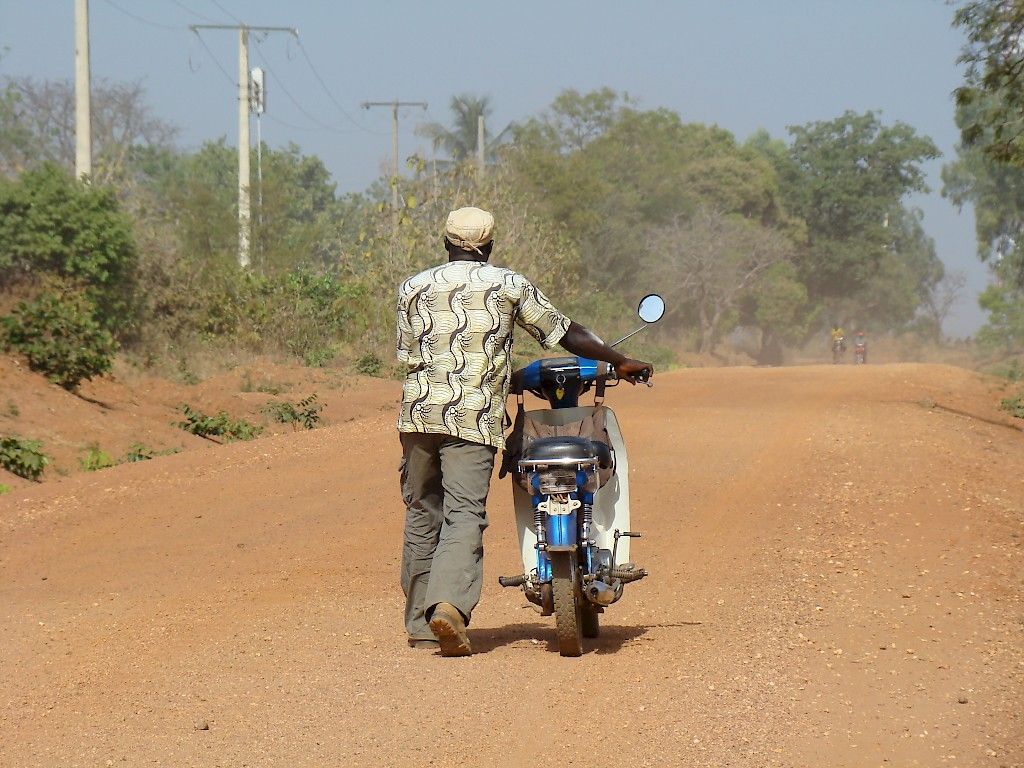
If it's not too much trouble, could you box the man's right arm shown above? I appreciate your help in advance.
[559,321,653,384]
[510,272,654,384]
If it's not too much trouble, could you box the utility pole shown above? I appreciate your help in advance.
[189,24,296,268]
[251,67,265,227]
[74,0,91,180]
[361,100,427,211]
[477,114,485,178]
[237,26,250,267]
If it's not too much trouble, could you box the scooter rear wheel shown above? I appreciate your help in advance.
[551,550,583,657]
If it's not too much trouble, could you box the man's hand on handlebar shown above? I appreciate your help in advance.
[559,322,655,386]
[615,359,654,385]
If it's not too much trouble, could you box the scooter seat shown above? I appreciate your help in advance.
[521,436,614,471]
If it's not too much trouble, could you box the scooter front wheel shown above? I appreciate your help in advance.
[550,549,583,657]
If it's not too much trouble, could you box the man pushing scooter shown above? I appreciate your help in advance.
[395,206,653,656]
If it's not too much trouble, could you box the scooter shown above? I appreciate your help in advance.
[853,339,867,365]
[498,295,664,656]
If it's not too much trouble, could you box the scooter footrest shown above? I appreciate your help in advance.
[498,574,528,588]
[609,567,647,583]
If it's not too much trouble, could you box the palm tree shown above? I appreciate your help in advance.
[416,94,512,165]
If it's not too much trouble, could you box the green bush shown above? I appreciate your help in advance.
[120,442,180,463]
[240,371,287,395]
[1,289,117,390]
[175,404,262,442]
[990,358,1024,382]
[0,436,49,481]
[0,163,138,333]
[999,391,1024,419]
[262,393,324,430]
[146,267,366,363]
[79,444,115,472]
[354,351,384,377]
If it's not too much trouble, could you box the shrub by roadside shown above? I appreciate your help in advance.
[0,436,49,481]
[1,287,117,390]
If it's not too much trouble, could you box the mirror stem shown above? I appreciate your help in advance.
[610,324,649,348]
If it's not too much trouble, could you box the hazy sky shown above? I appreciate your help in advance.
[0,0,989,335]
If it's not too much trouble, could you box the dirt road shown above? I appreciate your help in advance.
[1,363,1021,767]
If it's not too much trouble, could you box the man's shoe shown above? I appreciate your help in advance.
[428,602,472,657]
[408,638,440,650]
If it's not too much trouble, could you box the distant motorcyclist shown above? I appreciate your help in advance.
[854,330,867,364]
[830,325,847,364]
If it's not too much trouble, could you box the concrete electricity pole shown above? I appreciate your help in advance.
[361,100,428,210]
[189,24,296,268]
[74,0,91,180]
[237,26,250,267]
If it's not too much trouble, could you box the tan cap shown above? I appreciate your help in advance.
[445,207,495,254]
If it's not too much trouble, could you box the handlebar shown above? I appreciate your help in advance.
[510,357,653,406]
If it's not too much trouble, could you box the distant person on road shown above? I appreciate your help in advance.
[830,325,847,361]
[854,330,867,364]
[396,206,653,656]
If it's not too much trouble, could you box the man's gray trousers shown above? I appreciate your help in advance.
[399,432,496,641]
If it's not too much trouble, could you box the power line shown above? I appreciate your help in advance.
[210,0,243,24]
[263,113,344,134]
[294,37,383,135]
[168,0,224,25]
[250,37,359,134]
[191,30,236,86]
[102,0,181,31]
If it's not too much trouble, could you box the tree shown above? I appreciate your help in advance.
[0,163,138,332]
[943,98,1024,290]
[515,87,630,154]
[977,278,1024,352]
[943,6,1024,354]
[647,209,793,353]
[742,261,817,364]
[137,140,344,276]
[510,92,789,301]
[919,270,967,342]
[0,77,177,184]
[779,111,940,321]
[953,0,1024,165]
[416,94,512,164]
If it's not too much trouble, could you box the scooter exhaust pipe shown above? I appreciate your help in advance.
[585,580,622,606]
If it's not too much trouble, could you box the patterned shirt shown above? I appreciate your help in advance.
[396,260,571,448]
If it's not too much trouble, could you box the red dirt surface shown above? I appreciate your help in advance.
[1,363,1021,767]
[0,356,401,487]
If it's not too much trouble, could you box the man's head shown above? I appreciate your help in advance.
[444,207,494,261]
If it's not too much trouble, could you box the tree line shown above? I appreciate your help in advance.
[0,73,977,387]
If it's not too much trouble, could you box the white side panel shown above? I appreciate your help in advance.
[511,405,631,575]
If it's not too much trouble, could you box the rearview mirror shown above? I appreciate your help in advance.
[638,294,665,324]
